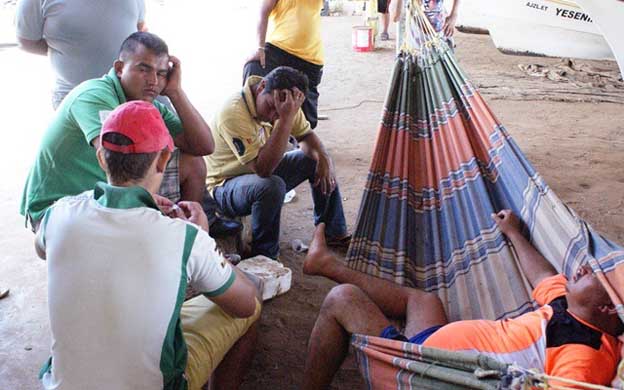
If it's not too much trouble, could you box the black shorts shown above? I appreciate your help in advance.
[378,0,390,13]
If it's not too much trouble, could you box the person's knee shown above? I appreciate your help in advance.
[284,150,317,180]
[301,154,318,179]
[322,284,366,315]
[406,289,441,307]
[254,175,286,202]
[179,153,207,182]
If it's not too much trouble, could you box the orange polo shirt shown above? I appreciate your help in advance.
[424,275,621,386]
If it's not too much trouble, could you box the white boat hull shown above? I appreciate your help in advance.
[455,0,491,34]
[574,0,624,76]
[488,0,615,60]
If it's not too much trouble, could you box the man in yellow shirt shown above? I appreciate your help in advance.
[206,67,349,259]
[244,0,325,129]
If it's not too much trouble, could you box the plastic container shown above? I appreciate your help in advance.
[352,26,374,52]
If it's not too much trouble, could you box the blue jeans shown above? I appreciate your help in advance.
[213,150,347,258]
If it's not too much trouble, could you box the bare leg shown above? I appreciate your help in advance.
[303,284,391,390]
[179,153,207,202]
[303,224,448,336]
[210,323,258,390]
[380,12,390,35]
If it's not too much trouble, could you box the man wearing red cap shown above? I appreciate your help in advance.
[20,31,241,237]
[34,101,261,390]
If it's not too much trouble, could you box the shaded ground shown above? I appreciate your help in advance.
[1,11,623,390]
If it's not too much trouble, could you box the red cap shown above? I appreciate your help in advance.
[100,101,174,154]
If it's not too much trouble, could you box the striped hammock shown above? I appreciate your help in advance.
[345,0,624,326]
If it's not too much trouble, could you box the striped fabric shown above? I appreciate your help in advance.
[351,335,517,390]
[345,39,624,323]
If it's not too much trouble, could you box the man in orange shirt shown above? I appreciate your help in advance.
[302,210,623,389]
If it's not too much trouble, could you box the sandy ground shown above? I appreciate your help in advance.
[1,6,624,390]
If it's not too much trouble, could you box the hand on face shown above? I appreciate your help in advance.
[491,209,522,236]
[273,87,305,122]
[314,154,337,195]
[161,55,182,98]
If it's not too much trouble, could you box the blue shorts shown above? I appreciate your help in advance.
[380,324,443,344]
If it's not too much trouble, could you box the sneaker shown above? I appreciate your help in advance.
[380,32,390,41]
[209,217,243,238]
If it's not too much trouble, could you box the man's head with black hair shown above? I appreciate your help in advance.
[252,66,309,123]
[114,32,170,102]
[99,132,159,184]
[262,66,309,96]
[119,32,169,61]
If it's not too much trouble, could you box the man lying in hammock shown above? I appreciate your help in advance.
[302,210,623,389]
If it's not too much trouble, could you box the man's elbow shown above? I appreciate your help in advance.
[252,163,272,178]
[239,299,258,318]
[230,295,258,318]
[198,136,215,155]
[255,168,272,178]
[17,37,47,55]
[178,144,213,157]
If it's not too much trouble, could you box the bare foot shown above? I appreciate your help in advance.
[303,224,336,276]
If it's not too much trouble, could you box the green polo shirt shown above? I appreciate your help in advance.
[20,68,183,223]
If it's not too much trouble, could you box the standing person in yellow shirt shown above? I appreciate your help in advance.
[244,0,325,129]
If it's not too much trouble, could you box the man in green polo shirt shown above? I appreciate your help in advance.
[20,31,231,232]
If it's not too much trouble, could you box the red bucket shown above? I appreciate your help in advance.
[352,26,374,52]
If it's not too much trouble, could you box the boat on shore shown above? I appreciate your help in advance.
[487,0,614,60]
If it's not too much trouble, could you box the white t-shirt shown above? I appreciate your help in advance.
[15,0,145,108]
[37,183,235,390]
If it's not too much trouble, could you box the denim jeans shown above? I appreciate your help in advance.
[242,43,323,129]
[213,150,347,259]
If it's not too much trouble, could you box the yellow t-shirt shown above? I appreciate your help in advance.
[205,76,312,191]
[267,0,324,65]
